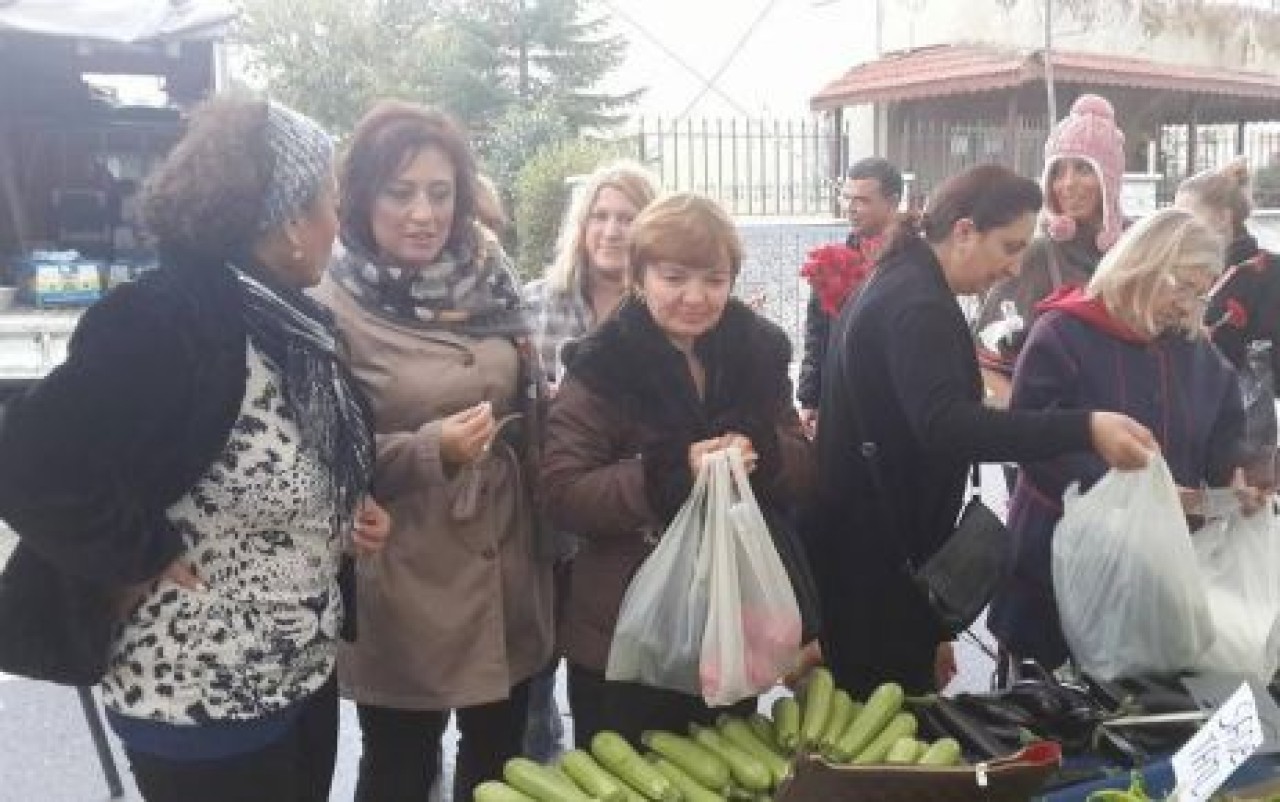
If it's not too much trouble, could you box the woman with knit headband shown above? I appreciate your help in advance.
[0,97,390,801]
[976,94,1128,407]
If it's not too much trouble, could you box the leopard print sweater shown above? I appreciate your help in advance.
[102,344,344,724]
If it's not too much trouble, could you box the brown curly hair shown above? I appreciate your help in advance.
[142,96,276,260]
[339,100,480,259]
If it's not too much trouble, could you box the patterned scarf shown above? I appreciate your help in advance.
[329,233,564,560]
[330,230,530,338]
[235,266,374,532]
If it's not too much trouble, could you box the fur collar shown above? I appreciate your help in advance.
[565,295,792,433]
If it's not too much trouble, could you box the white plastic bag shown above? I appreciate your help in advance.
[1193,501,1280,680]
[699,447,802,706]
[1052,455,1212,680]
[606,447,802,704]
[605,457,714,697]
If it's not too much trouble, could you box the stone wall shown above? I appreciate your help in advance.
[734,218,848,356]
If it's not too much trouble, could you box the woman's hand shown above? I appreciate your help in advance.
[1089,411,1157,470]
[116,557,204,618]
[935,641,958,691]
[439,402,497,468]
[1177,485,1206,516]
[1231,467,1270,517]
[783,640,825,689]
[687,433,759,474]
[352,496,392,555]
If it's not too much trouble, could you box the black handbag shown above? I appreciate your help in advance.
[860,442,1012,635]
[836,269,1013,635]
[911,483,1013,634]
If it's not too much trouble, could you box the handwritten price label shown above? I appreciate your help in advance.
[1172,682,1264,802]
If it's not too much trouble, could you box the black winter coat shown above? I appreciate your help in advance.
[805,236,1093,695]
[1208,234,1280,393]
[0,260,248,684]
[797,231,861,409]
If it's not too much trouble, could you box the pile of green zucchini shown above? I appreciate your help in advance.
[475,668,967,802]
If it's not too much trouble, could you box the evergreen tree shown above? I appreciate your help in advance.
[236,0,639,136]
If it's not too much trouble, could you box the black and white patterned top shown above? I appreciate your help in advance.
[102,344,343,724]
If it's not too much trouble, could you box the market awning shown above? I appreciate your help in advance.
[811,43,1280,112]
[0,0,236,44]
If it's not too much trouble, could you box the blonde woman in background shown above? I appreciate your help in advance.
[522,159,658,759]
[525,160,659,387]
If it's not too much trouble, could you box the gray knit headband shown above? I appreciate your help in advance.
[260,102,334,232]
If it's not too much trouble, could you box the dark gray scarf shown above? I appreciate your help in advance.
[235,266,374,530]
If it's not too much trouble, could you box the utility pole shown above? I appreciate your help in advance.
[517,0,530,100]
[1044,0,1057,126]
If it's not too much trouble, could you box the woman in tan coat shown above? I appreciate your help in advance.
[543,193,815,745]
[315,101,553,802]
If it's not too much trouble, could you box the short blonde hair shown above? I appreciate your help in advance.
[1086,208,1225,339]
[629,192,744,283]
[544,159,659,295]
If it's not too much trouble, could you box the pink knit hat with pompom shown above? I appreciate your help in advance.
[1040,94,1126,252]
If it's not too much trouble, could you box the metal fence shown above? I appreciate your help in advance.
[893,116,1050,204]
[1157,124,1280,206]
[629,116,851,217]
[621,115,1280,217]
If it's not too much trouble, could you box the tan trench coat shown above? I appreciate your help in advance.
[316,275,554,711]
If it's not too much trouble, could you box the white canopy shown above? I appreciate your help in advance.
[0,0,236,44]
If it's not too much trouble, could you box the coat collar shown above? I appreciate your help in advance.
[564,294,791,431]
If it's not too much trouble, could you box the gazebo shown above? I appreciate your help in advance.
[811,43,1280,204]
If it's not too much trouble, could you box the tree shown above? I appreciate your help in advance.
[442,0,642,134]
[513,138,615,279]
[235,0,448,133]
[235,0,640,137]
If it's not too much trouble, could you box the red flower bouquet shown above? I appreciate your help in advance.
[1224,297,1249,328]
[800,241,876,316]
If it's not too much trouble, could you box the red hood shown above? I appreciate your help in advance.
[1035,285,1148,344]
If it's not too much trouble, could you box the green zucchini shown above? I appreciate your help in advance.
[830,682,904,761]
[647,754,729,802]
[503,757,594,802]
[852,712,918,764]
[473,780,538,802]
[560,748,628,801]
[641,730,731,794]
[592,731,680,802]
[918,737,963,766]
[798,667,834,748]
[771,695,801,752]
[689,724,772,792]
[716,715,789,786]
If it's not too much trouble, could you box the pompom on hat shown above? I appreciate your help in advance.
[1040,94,1126,252]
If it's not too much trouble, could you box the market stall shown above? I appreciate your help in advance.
[0,0,233,383]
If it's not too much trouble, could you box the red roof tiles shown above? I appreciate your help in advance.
[811,43,1280,111]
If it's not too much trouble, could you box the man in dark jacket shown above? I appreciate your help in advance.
[798,157,902,435]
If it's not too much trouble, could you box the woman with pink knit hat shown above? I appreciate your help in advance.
[975,94,1127,406]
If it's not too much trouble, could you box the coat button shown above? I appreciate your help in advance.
[482,547,496,560]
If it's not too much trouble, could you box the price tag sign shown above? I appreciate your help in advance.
[1172,682,1265,802]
